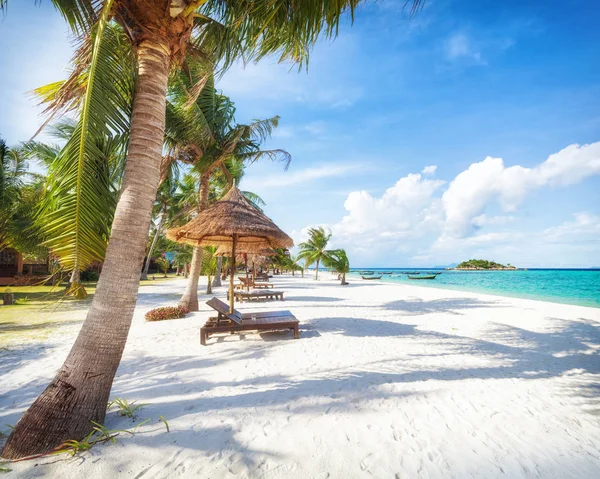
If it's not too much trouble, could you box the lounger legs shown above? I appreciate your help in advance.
[293,324,299,339]
[200,328,207,346]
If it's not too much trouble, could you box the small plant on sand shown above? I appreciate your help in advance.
[53,421,143,457]
[107,398,147,419]
[14,296,28,305]
[155,257,170,278]
[145,305,189,322]
[0,461,11,473]
[159,415,170,433]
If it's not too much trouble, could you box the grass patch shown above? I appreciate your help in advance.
[0,276,180,348]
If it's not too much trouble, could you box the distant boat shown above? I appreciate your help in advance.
[408,274,437,280]
[401,271,420,275]
[362,271,375,275]
[362,275,382,280]
[381,271,393,274]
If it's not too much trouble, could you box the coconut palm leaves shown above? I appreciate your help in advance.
[35,11,134,298]
[297,226,332,280]
[0,139,27,250]
[323,249,350,285]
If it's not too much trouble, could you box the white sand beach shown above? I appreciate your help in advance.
[1,275,599,478]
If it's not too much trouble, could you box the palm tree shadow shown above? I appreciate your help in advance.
[384,297,506,316]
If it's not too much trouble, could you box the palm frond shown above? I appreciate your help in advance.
[37,1,134,295]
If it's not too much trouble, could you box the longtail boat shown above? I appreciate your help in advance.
[408,274,437,280]
[362,275,382,280]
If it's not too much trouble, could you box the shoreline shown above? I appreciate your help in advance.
[373,276,600,310]
[341,270,600,309]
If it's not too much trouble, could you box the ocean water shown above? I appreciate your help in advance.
[348,269,600,308]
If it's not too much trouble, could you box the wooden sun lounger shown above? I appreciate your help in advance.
[201,297,299,345]
[231,290,284,301]
[237,277,274,289]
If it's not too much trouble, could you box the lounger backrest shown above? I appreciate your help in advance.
[206,297,242,324]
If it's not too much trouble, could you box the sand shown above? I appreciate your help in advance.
[1,274,599,478]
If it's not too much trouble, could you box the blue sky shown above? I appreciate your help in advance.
[1,0,599,267]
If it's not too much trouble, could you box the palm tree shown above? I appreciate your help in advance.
[288,254,305,276]
[169,83,289,311]
[141,171,185,280]
[2,0,422,460]
[202,245,218,294]
[298,227,332,280]
[323,249,350,285]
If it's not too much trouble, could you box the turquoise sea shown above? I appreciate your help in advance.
[348,269,600,308]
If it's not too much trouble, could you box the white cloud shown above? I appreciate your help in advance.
[542,212,600,243]
[316,142,600,266]
[445,33,484,64]
[471,214,515,227]
[332,173,445,240]
[421,165,437,175]
[441,142,600,238]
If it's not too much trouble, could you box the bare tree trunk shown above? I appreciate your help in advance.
[212,257,222,287]
[1,38,171,459]
[315,259,320,280]
[178,171,210,310]
[184,263,189,278]
[206,274,212,294]
[141,223,161,280]
[66,269,87,299]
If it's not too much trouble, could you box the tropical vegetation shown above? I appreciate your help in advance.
[144,305,189,322]
[323,249,351,285]
[297,227,333,280]
[455,259,516,270]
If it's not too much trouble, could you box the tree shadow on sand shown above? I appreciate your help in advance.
[384,297,506,316]
[94,312,600,420]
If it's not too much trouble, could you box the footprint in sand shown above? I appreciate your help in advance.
[360,453,374,472]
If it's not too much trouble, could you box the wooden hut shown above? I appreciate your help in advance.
[0,248,23,286]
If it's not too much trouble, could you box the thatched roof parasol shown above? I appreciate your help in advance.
[166,187,293,249]
[166,186,293,312]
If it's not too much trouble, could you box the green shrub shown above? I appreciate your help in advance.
[145,305,189,322]
[80,270,100,281]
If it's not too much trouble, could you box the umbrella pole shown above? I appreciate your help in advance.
[230,235,237,314]
[245,255,249,291]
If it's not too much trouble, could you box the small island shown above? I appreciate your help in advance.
[451,259,517,270]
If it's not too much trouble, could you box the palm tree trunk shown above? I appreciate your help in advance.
[179,246,202,310]
[315,258,320,280]
[212,257,222,287]
[1,38,171,459]
[178,171,210,311]
[141,224,161,280]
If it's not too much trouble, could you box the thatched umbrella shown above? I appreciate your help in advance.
[215,245,277,289]
[167,187,293,312]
